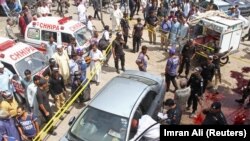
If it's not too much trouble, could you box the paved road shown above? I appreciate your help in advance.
[1,1,250,140]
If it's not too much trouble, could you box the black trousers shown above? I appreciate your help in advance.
[129,6,136,19]
[178,58,191,76]
[187,91,199,113]
[165,73,178,92]
[40,109,55,133]
[133,36,141,52]
[136,1,141,14]
[123,35,128,47]
[94,10,100,20]
[115,55,125,70]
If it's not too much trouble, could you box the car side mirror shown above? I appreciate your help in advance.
[68,117,76,126]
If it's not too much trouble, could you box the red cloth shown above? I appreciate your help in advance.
[19,16,27,36]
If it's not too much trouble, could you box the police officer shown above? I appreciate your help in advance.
[201,56,216,93]
[42,58,59,79]
[163,99,182,125]
[132,18,144,53]
[212,46,232,85]
[178,40,195,78]
[235,80,250,108]
[187,67,203,118]
[112,32,126,74]
[120,13,130,49]
[202,101,227,125]
[144,11,158,44]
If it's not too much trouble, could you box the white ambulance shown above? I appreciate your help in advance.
[0,37,48,100]
[24,16,92,56]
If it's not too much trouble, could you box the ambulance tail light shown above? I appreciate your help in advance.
[0,40,15,51]
[58,16,73,25]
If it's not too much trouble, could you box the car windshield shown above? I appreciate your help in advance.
[15,52,48,79]
[74,27,92,46]
[70,107,128,141]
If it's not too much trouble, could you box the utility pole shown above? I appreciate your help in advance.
[100,0,105,28]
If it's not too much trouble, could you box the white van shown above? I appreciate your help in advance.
[24,16,92,56]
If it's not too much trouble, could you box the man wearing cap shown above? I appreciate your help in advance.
[165,48,179,92]
[186,67,204,118]
[202,102,227,125]
[0,62,14,93]
[112,32,126,74]
[163,98,182,125]
[52,45,70,85]
[0,91,18,117]
[201,56,216,93]
[49,67,66,111]
[178,40,195,78]
[36,78,57,135]
[45,36,57,60]
[110,4,123,33]
[0,109,21,141]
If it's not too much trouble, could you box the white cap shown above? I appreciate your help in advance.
[57,45,63,49]
[0,62,4,68]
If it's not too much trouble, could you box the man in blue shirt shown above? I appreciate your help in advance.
[165,48,179,92]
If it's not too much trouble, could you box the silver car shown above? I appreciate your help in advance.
[60,70,166,141]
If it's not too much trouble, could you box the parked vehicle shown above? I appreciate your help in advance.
[60,70,166,141]
[199,0,249,28]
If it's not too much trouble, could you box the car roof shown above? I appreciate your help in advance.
[205,0,231,6]
[0,37,39,65]
[30,16,85,33]
[89,76,149,118]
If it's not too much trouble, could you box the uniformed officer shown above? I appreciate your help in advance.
[120,13,130,49]
[178,40,195,78]
[202,101,228,125]
[132,18,144,53]
[186,67,203,118]
[201,56,216,93]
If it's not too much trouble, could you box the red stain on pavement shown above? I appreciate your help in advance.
[230,71,249,94]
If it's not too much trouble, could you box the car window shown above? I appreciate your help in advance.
[70,107,128,141]
[61,33,72,44]
[1,62,16,74]
[118,75,158,86]
[27,28,40,40]
[74,28,92,46]
[139,91,157,115]
[15,52,48,79]
[41,30,57,42]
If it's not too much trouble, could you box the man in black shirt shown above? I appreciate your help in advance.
[144,11,158,44]
[178,40,195,78]
[49,67,66,111]
[201,56,216,93]
[42,58,59,79]
[120,13,130,49]
[202,102,227,125]
[132,18,144,53]
[187,67,203,118]
[163,99,182,125]
[36,78,57,135]
[112,32,126,74]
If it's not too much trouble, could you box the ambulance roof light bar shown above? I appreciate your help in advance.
[0,40,15,51]
[58,16,73,25]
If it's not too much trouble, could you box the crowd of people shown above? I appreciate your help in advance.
[1,0,250,140]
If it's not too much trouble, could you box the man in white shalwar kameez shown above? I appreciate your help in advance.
[52,45,70,84]
[110,4,123,33]
[89,44,103,86]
